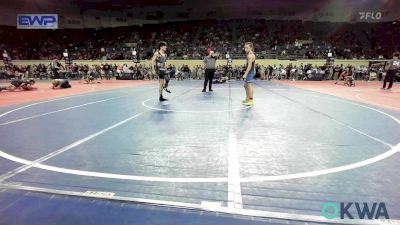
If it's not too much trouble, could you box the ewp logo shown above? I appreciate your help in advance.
[17,14,58,29]
[322,202,390,220]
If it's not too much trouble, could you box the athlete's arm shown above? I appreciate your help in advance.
[151,52,159,74]
[25,84,37,90]
[6,85,16,91]
[212,52,220,58]
[385,62,391,71]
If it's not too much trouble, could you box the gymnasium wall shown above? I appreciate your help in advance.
[1,0,399,28]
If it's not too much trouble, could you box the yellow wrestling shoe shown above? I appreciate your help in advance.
[243,100,253,106]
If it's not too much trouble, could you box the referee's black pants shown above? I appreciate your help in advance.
[52,69,60,79]
[383,70,395,89]
[203,69,215,90]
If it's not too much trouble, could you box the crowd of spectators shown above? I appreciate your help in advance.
[1,19,399,61]
[0,61,390,83]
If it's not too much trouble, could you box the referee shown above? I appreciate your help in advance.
[51,59,63,79]
[382,52,400,90]
[202,48,219,92]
